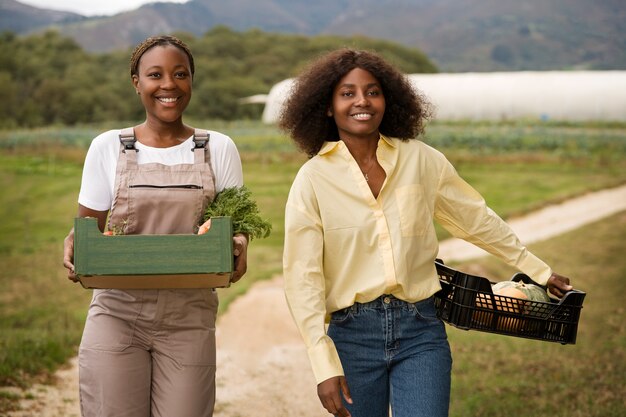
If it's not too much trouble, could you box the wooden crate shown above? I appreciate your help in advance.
[74,216,233,289]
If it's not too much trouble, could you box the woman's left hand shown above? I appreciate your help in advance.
[546,272,573,298]
[231,233,248,283]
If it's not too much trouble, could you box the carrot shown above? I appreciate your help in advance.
[198,218,212,235]
[103,230,114,236]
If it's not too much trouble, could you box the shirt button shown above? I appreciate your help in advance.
[383,296,391,304]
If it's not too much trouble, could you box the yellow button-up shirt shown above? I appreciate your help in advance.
[283,135,552,384]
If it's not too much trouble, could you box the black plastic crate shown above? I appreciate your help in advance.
[433,260,585,344]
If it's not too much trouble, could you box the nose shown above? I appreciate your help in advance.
[355,92,370,106]
[160,74,176,89]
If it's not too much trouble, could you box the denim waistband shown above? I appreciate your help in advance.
[335,294,432,316]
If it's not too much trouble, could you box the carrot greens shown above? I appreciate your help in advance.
[203,186,272,240]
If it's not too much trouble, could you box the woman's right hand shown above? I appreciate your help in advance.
[65,207,109,283]
[318,375,353,417]
[63,228,78,282]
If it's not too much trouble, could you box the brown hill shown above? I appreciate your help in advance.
[0,0,85,32]
[4,0,625,71]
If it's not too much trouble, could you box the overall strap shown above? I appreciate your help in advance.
[109,128,136,232]
[119,127,138,167]
[192,129,210,164]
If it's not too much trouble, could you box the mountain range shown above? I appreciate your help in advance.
[2,0,625,71]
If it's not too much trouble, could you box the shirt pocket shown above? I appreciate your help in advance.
[395,184,431,237]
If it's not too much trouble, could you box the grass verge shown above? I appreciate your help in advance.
[447,211,626,417]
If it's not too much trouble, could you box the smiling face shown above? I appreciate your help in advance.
[329,67,386,143]
[132,44,193,125]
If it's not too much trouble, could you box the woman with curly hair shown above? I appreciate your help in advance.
[280,48,572,417]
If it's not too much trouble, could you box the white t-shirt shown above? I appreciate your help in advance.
[78,129,244,211]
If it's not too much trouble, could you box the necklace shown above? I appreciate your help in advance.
[360,157,376,182]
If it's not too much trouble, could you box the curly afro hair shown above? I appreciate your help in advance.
[278,48,432,157]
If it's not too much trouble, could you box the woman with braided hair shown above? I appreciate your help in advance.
[62,35,247,416]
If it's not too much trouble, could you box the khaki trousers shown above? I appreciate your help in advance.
[79,288,218,417]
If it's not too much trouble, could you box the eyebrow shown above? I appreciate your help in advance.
[337,82,381,88]
[143,64,189,71]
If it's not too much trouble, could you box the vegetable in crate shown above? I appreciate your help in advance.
[474,281,550,331]
[492,281,550,303]
[201,186,272,239]
[473,292,496,327]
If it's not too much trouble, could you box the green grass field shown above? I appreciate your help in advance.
[448,212,626,417]
[0,121,625,415]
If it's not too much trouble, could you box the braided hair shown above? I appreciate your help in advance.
[129,35,195,78]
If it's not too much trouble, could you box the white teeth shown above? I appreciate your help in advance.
[158,97,177,103]
[352,113,372,120]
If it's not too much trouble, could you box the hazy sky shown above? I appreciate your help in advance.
[18,0,189,16]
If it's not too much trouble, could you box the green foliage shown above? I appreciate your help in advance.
[204,185,272,240]
[423,121,626,163]
[0,28,436,128]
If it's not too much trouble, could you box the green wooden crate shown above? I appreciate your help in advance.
[74,216,233,289]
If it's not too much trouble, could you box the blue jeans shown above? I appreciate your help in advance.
[328,295,452,417]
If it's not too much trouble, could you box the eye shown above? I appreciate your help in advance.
[175,71,189,79]
[147,72,161,79]
[340,90,354,97]
[367,89,381,96]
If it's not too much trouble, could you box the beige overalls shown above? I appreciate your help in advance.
[79,128,219,417]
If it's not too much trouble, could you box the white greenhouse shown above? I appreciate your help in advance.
[261,71,626,123]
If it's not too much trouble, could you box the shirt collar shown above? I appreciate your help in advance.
[318,134,396,156]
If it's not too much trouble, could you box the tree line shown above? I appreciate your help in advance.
[0,27,436,129]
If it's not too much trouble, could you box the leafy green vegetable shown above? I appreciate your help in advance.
[203,186,272,240]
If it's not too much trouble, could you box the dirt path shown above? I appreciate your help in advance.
[7,184,626,417]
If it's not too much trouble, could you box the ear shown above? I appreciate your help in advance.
[132,75,140,94]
